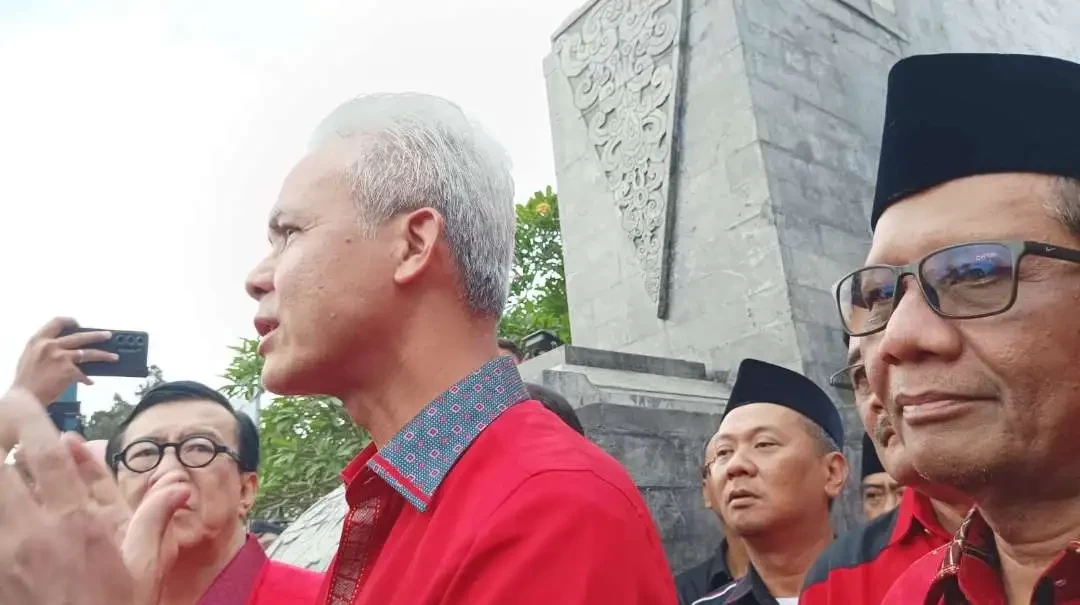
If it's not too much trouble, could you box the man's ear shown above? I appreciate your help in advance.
[823,451,850,500]
[238,473,259,519]
[702,476,713,511]
[393,208,444,286]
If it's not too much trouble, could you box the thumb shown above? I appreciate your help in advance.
[123,484,190,603]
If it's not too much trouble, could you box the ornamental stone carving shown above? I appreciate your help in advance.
[554,0,685,318]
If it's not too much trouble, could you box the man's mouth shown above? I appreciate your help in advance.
[895,392,986,425]
[254,317,279,338]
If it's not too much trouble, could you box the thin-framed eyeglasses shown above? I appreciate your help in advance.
[113,435,241,474]
[834,240,1080,337]
[828,363,862,391]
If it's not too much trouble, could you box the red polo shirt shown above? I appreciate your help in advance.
[799,488,953,605]
[883,509,1080,604]
[316,356,676,605]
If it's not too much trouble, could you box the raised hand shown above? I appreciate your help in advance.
[12,317,118,404]
[0,387,189,605]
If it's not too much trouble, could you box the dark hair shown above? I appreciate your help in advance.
[526,383,585,435]
[497,338,523,361]
[106,380,259,474]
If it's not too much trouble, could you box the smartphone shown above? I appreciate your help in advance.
[58,327,150,378]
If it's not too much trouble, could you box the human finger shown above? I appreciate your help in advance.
[56,330,113,350]
[32,317,78,340]
[124,483,190,602]
[70,348,120,365]
[10,388,88,512]
[63,435,131,541]
[0,445,39,520]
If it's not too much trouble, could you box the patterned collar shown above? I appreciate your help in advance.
[926,508,1080,603]
[341,355,528,512]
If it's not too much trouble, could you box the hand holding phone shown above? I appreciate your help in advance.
[12,318,121,405]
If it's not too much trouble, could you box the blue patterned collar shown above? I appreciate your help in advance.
[364,355,528,512]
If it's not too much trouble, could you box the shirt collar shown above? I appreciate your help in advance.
[928,508,1080,603]
[889,488,954,546]
[708,539,733,587]
[196,535,267,605]
[341,356,528,512]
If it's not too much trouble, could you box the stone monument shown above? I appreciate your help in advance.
[269,0,1080,574]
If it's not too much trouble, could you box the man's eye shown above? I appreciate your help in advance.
[754,442,777,449]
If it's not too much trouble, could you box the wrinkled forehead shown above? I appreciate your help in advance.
[867,173,1063,266]
[123,400,238,448]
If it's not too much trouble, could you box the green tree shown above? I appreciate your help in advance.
[220,339,369,521]
[84,364,166,440]
[499,186,571,345]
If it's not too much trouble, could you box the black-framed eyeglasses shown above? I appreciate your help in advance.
[828,362,870,397]
[113,436,241,474]
[835,240,1080,337]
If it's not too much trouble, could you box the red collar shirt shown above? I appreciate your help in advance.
[316,356,677,605]
[194,534,323,605]
[800,488,954,605]
[883,508,1080,604]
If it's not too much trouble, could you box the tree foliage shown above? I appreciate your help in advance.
[220,339,369,521]
[85,364,165,441]
[499,186,571,345]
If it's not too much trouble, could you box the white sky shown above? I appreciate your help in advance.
[0,0,585,414]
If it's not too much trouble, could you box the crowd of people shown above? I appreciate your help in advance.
[2,50,1080,605]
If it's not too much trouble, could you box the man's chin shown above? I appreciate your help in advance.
[261,359,319,397]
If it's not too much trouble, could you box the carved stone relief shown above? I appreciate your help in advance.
[554,0,685,318]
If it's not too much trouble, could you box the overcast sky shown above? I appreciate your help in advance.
[0,0,585,414]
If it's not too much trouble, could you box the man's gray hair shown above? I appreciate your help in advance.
[309,93,516,317]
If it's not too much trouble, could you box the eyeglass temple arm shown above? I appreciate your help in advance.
[1027,241,1080,264]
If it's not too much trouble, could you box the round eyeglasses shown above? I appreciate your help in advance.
[835,240,1080,337]
[113,436,241,474]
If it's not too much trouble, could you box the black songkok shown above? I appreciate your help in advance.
[872,53,1080,230]
[861,433,885,479]
[723,359,844,446]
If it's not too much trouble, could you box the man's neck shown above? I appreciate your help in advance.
[979,494,1080,605]
[928,494,971,535]
[159,526,248,605]
[340,310,502,447]
[724,535,750,580]
[744,517,833,598]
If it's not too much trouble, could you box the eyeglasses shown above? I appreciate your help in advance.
[113,436,240,474]
[835,240,1080,337]
[829,362,870,397]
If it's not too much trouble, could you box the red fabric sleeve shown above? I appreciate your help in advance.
[440,470,678,605]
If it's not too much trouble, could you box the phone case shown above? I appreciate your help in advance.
[58,327,150,378]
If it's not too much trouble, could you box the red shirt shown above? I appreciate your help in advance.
[316,356,676,605]
[195,534,323,605]
[883,509,1080,604]
[799,489,953,605]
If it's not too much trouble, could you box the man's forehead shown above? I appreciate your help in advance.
[717,403,803,436]
[867,173,1058,265]
[126,400,236,438]
[271,147,352,220]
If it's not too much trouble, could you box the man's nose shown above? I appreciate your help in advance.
[245,256,275,301]
[724,447,757,480]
